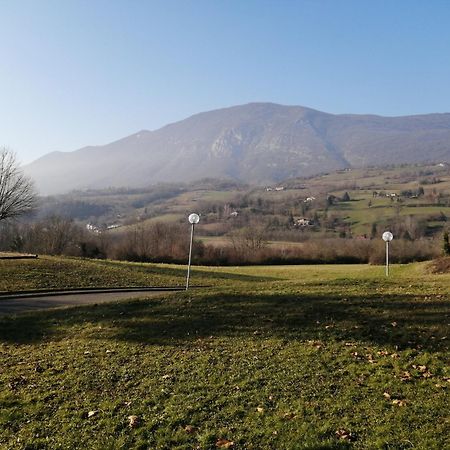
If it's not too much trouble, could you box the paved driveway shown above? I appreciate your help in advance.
[0,289,179,315]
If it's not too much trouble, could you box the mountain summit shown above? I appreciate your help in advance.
[25,103,450,194]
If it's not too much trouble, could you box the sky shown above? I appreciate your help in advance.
[1,0,450,163]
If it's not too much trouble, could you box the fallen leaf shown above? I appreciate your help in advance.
[400,371,412,381]
[216,438,234,448]
[335,429,355,441]
[383,392,391,399]
[87,410,98,418]
[128,415,140,428]
[184,425,197,434]
[256,406,265,413]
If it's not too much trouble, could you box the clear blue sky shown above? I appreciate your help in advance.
[1,0,450,163]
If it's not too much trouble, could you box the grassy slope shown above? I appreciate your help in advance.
[273,165,450,236]
[0,256,234,292]
[0,259,449,449]
[70,164,450,239]
[333,197,450,236]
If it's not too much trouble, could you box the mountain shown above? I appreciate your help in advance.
[24,103,450,195]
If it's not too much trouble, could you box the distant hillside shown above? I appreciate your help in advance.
[25,103,450,194]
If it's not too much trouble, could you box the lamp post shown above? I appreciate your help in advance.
[186,213,200,290]
[382,231,393,276]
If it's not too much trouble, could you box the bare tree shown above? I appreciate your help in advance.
[0,148,37,222]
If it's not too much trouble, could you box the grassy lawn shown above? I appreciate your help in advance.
[0,259,449,449]
[0,256,256,292]
[331,197,450,236]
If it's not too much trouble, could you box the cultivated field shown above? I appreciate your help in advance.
[0,257,449,449]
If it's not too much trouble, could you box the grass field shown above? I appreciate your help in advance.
[0,257,449,449]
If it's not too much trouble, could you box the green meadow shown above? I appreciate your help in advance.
[0,257,449,449]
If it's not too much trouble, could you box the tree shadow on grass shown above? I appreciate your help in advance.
[0,290,448,353]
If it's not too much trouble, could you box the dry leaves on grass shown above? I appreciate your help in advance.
[128,415,140,428]
[412,364,433,378]
[184,425,198,434]
[335,429,356,441]
[216,438,234,448]
[383,392,406,406]
[400,371,412,381]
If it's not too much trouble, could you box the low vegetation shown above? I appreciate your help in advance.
[2,163,450,265]
[0,256,223,292]
[0,258,449,448]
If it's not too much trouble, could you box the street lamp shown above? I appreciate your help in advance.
[382,231,393,276]
[186,213,200,290]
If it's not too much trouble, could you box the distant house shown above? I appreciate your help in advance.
[295,218,313,227]
[86,223,100,233]
[265,187,274,191]
[275,186,285,191]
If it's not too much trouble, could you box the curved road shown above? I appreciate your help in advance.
[0,288,183,315]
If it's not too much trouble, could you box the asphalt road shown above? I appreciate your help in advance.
[0,290,175,315]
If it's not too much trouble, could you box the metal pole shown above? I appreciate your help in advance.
[186,223,195,290]
[385,241,389,276]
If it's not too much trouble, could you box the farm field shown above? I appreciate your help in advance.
[140,165,450,241]
[0,257,449,449]
[32,163,450,249]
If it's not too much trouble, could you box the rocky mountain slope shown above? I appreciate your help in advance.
[25,103,450,194]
